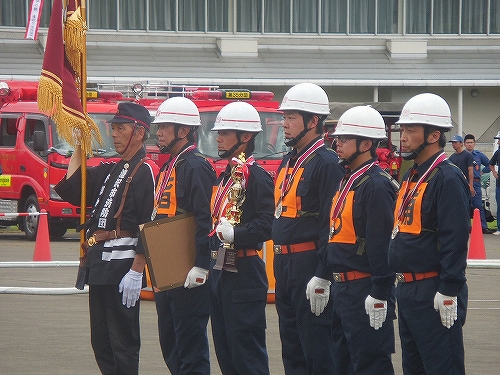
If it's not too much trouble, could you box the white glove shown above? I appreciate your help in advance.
[433,292,458,328]
[118,269,143,308]
[216,217,234,244]
[365,295,388,330]
[305,276,331,316]
[184,266,209,289]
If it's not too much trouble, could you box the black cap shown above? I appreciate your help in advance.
[109,102,152,131]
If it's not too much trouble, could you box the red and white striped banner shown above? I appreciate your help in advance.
[25,0,45,40]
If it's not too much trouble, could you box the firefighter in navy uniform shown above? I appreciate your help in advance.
[272,82,344,375]
[321,106,398,374]
[151,97,215,375]
[55,102,158,375]
[209,101,273,375]
[389,93,469,375]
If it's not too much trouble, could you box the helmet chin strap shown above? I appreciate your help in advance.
[158,124,187,154]
[159,137,179,154]
[218,132,243,159]
[339,150,361,167]
[285,125,315,147]
[401,127,433,160]
[338,138,371,167]
[401,142,428,160]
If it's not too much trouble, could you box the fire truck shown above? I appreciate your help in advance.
[0,80,285,242]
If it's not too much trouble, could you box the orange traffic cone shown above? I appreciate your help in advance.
[33,209,52,261]
[468,208,486,260]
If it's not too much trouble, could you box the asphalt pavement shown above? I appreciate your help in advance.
[1,227,500,374]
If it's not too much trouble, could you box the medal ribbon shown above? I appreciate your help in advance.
[395,152,447,226]
[154,144,196,208]
[278,138,324,204]
[330,162,376,224]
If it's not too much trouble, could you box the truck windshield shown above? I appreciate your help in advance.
[50,113,118,157]
[196,111,286,160]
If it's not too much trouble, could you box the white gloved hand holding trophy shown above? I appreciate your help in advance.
[216,217,235,244]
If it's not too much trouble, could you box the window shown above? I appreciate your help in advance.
[322,0,347,33]
[119,0,146,30]
[1,0,499,36]
[264,0,290,33]
[179,0,204,31]
[462,0,487,34]
[292,0,317,33]
[377,0,398,34]
[349,0,375,34]
[0,0,50,27]
[208,0,229,31]
[237,0,261,32]
[406,0,431,34]
[0,116,18,147]
[89,0,117,30]
[433,0,459,34]
[24,118,47,153]
[149,0,176,31]
[491,0,500,34]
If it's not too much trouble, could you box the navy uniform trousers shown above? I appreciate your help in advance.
[155,284,210,375]
[397,277,467,375]
[209,255,269,375]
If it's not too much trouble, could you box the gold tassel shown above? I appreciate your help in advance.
[64,3,86,78]
[37,74,63,117]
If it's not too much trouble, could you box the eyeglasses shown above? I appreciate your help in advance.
[335,135,355,143]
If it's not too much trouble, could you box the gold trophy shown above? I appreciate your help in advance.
[214,153,247,273]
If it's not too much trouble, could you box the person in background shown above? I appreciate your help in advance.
[151,96,215,375]
[272,82,344,374]
[464,133,494,234]
[55,102,158,375]
[449,134,475,196]
[488,132,500,235]
[389,93,469,375]
[323,106,398,374]
[209,101,274,375]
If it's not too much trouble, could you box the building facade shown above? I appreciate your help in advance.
[2,0,500,140]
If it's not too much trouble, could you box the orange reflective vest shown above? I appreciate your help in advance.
[155,168,178,216]
[274,167,305,218]
[393,181,428,235]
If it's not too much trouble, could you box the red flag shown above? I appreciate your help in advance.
[37,0,100,154]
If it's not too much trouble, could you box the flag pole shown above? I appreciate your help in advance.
[79,0,88,253]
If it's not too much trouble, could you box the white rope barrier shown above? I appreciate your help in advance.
[0,286,88,295]
[467,259,500,269]
[0,261,79,268]
[0,259,498,295]
[0,212,47,218]
[0,260,86,295]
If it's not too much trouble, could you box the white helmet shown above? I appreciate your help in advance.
[152,96,201,126]
[279,83,330,115]
[212,101,262,132]
[335,106,386,139]
[396,93,453,129]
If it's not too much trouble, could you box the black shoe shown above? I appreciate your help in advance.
[482,228,495,234]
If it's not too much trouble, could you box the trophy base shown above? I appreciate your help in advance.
[213,247,238,273]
